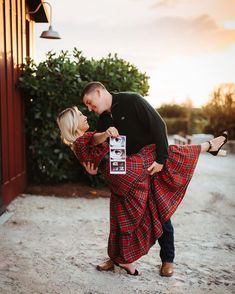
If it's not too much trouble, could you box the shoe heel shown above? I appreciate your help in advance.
[217,149,227,156]
[113,262,139,276]
[113,264,127,274]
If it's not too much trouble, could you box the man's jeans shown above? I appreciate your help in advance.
[158,219,175,262]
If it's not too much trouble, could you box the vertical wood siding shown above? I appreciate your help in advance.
[0,0,28,207]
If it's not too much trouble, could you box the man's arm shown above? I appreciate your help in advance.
[133,94,169,165]
[147,161,164,174]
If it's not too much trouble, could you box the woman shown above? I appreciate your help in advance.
[57,106,228,276]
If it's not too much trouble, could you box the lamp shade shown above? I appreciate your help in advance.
[40,25,61,39]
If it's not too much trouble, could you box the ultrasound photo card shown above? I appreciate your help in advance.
[109,136,126,174]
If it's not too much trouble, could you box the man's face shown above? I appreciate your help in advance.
[83,89,107,114]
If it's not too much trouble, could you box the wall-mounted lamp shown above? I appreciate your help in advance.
[28,1,61,39]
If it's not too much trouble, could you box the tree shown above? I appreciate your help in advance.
[203,83,235,139]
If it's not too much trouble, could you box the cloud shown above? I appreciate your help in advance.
[35,3,235,73]
[192,14,218,30]
[143,14,235,54]
[151,0,179,8]
[35,0,235,107]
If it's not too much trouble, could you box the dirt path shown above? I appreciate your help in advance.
[0,153,235,294]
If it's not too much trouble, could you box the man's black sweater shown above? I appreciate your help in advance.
[97,92,169,164]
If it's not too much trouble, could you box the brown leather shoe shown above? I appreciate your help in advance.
[160,262,174,277]
[96,259,114,271]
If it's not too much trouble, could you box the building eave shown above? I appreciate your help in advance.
[27,0,49,23]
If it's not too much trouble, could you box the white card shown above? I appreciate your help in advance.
[109,136,126,174]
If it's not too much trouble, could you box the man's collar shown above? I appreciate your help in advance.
[111,92,118,111]
[100,92,118,116]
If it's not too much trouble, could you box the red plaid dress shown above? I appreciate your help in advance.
[73,132,201,264]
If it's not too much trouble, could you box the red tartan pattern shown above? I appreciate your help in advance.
[73,132,201,264]
[73,132,109,168]
[150,144,201,223]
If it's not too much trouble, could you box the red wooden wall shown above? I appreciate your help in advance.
[0,0,27,210]
[0,0,47,212]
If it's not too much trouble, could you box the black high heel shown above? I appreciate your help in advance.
[207,131,228,156]
[113,261,139,276]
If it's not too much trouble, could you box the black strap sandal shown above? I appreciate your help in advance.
[207,131,228,156]
[113,261,139,276]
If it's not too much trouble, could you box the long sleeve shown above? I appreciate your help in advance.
[97,92,169,164]
[133,95,169,164]
[73,132,109,168]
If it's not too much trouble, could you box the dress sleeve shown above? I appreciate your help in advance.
[73,132,109,168]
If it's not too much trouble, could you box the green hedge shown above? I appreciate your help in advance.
[157,103,208,135]
[163,118,189,135]
[18,49,149,184]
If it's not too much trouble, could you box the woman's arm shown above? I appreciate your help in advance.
[93,127,119,145]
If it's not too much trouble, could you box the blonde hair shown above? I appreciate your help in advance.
[57,106,80,147]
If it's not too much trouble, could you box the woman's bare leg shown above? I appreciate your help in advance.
[118,262,137,274]
[200,135,227,153]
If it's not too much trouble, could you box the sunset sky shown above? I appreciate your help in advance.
[34,0,235,107]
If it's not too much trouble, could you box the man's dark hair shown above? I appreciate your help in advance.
[81,81,106,101]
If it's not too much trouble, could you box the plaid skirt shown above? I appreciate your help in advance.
[73,132,201,264]
[101,144,201,264]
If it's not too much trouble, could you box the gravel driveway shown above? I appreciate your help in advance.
[0,153,235,294]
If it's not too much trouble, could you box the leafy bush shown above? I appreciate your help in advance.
[157,102,192,135]
[157,103,189,118]
[189,108,208,134]
[157,101,208,135]
[18,48,149,184]
[163,117,189,135]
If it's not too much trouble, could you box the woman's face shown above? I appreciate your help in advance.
[77,110,89,132]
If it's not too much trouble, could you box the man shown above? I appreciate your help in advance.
[81,81,174,277]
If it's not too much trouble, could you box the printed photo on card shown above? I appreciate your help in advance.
[110,161,126,172]
[110,149,125,160]
[110,136,125,148]
[110,136,126,174]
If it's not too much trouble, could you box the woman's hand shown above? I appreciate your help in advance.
[105,127,119,138]
[93,127,119,145]
[83,162,98,175]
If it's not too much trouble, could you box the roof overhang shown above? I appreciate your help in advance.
[27,0,49,23]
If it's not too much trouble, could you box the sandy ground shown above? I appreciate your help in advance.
[0,153,235,294]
